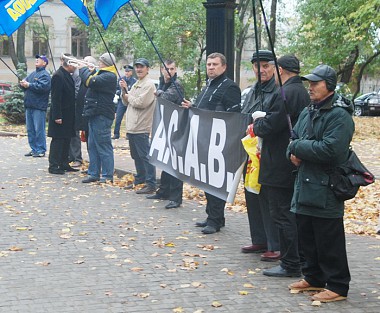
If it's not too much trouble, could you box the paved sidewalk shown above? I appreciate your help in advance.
[0,136,379,313]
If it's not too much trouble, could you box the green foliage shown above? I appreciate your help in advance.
[0,65,26,124]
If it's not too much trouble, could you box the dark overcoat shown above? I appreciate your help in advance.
[47,66,76,138]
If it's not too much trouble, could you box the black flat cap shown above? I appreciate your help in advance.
[270,55,300,74]
[251,50,274,63]
[134,58,150,67]
[301,64,337,89]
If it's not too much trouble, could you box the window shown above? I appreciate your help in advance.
[0,36,10,56]
[32,31,49,56]
[71,28,90,58]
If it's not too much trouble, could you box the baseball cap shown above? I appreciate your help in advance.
[301,64,337,90]
[123,64,134,71]
[269,55,300,74]
[134,58,150,67]
[251,50,274,63]
[36,54,48,65]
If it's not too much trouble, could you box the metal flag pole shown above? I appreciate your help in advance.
[38,8,56,72]
[128,2,184,100]
[258,0,296,139]
[0,57,22,81]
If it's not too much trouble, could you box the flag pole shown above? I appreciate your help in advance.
[0,57,21,81]
[128,2,184,100]
[38,8,56,72]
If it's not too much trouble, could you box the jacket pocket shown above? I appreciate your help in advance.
[298,174,329,209]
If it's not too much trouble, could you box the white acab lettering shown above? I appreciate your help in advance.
[208,118,226,188]
[184,115,200,180]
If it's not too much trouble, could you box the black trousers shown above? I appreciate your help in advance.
[156,171,183,203]
[49,137,71,170]
[205,192,225,228]
[261,185,300,271]
[296,214,351,296]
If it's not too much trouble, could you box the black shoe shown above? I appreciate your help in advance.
[195,220,207,227]
[111,135,120,140]
[82,177,100,183]
[125,184,135,190]
[262,265,301,278]
[201,225,220,234]
[146,194,167,200]
[136,185,156,194]
[61,166,80,172]
[99,177,113,183]
[25,151,35,157]
[165,201,180,209]
[33,152,45,157]
[49,168,65,175]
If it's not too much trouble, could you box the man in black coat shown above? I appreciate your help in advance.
[252,55,309,277]
[182,52,241,234]
[47,54,77,175]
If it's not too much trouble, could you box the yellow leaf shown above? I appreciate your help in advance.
[311,300,321,306]
[173,307,184,313]
[130,267,144,272]
[9,246,23,251]
[243,283,255,288]
[211,301,222,307]
[239,290,249,295]
[165,242,175,247]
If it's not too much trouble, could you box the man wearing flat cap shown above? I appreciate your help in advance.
[112,65,137,139]
[287,64,354,302]
[251,55,309,277]
[240,50,280,259]
[121,58,157,194]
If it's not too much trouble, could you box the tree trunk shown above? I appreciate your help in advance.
[339,46,359,86]
[16,24,27,72]
[268,0,277,49]
[353,51,380,99]
[8,35,18,68]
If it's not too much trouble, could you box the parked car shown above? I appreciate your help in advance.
[353,92,376,116]
[0,82,12,103]
[367,93,380,115]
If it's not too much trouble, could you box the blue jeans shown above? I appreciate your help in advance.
[87,115,114,180]
[113,101,126,137]
[25,108,46,154]
[127,133,156,188]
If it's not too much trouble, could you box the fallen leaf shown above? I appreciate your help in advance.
[243,283,255,288]
[211,301,222,307]
[311,300,321,306]
[173,307,184,313]
[103,247,116,252]
[239,291,249,295]
[9,246,23,251]
[130,267,144,272]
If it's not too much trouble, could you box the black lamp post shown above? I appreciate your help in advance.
[203,0,237,80]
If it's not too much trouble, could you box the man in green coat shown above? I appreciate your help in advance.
[287,65,354,302]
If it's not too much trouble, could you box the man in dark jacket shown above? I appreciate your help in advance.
[240,50,280,258]
[20,55,51,157]
[112,65,137,139]
[47,53,77,174]
[146,59,185,209]
[252,55,309,277]
[182,52,241,234]
[80,53,117,184]
[287,65,354,302]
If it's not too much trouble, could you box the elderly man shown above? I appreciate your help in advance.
[20,55,51,157]
[182,52,241,234]
[240,50,280,259]
[121,58,157,194]
[287,65,354,302]
[251,55,309,277]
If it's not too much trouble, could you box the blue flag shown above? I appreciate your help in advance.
[95,0,131,29]
[0,0,47,36]
[62,0,89,26]
[0,24,5,35]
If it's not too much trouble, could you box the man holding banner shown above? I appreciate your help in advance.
[182,53,241,234]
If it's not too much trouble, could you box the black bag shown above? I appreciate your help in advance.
[328,149,375,201]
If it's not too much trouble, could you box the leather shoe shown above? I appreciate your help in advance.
[61,166,79,172]
[311,289,347,302]
[25,151,34,157]
[241,244,267,253]
[260,251,281,262]
[201,225,220,234]
[165,201,180,209]
[146,194,167,200]
[262,265,301,278]
[49,168,65,175]
[82,177,100,183]
[288,279,325,292]
[195,218,226,228]
[136,185,156,194]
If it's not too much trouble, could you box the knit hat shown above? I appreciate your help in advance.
[301,64,337,91]
[251,50,274,63]
[99,53,116,67]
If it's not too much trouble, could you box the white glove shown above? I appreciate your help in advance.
[252,111,266,120]
[113,94,120,104]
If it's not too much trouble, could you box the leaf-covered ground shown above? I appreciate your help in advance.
[1,116,379,236]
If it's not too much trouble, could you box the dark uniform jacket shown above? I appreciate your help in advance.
[79,67,117,120]
[253,76,309,188]
[47,66,75,138]
[287,93,354,218]
[195,73,241,113]
[23,67,51,111]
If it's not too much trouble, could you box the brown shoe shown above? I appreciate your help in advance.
[260,251,281,262]
[311,289,347,302]
[241,244,267,253]
[288,279,325,292]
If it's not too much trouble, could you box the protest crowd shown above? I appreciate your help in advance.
[20,49,357,304]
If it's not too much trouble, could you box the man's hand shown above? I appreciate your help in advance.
[20,80,29,88]
[119,79,128,91]
[290,154,302,167]
[181,99,192,109]
[55,119,62,124]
